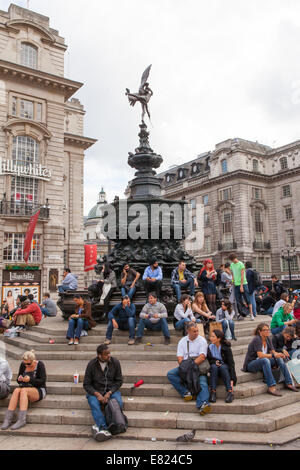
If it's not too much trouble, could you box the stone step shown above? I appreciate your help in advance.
[18,329,256,348]
[6,378,269,399]
[2,389,298,415]
[5,355,262,386]
[0,403,298,432]
[29,316,269,337]
[2,334,250,360]
[4,333,252,352]
[1,422,300,445]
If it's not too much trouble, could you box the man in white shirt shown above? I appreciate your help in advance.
[167,322,211,415]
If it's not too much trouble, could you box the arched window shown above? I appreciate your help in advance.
[12,136,40,164]
[221,159,228,174]
[21,43,38,69]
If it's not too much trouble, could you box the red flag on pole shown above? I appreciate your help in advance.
[84,245,97,272]
[23,210,40,263]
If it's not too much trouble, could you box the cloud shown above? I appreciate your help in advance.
[2,0,300,213]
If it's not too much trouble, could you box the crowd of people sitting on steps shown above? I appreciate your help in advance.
[0,252,300,441]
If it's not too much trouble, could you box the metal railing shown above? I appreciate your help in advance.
[218,241,237,251]
[0,201,50,220]
[253,241,271,250]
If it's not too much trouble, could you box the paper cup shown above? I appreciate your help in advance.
[73,373,79,384]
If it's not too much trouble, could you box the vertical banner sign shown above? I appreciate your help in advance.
[84,245,97,272]
[23,210,40,263]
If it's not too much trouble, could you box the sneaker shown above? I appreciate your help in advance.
[183,392,193,402]
[249,315,255,321]
[104,339,111,345]
[92,424,100,438]
[237,315,244,321]
[95,429,113,442]
[134,337,142,345]
[74,339,79,345]
[198,402,212,415]
[164,337,171,345]
[68,339,74,345]
[128,339,135,346]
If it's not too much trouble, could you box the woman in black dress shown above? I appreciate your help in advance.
[1,350,47,430]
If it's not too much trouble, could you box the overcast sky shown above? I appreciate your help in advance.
[2,0,300,214]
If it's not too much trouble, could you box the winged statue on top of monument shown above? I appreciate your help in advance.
[126,65,153,123]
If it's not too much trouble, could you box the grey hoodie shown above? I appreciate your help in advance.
[140,302,167,324]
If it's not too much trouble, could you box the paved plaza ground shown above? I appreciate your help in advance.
[0,435,299,451]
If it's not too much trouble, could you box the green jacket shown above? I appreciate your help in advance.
[270,307,293,329]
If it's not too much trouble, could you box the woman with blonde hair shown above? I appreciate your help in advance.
[192,292,215,332]
[1,350,47,430]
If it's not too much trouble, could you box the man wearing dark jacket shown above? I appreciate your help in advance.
[272,327,296,359]
[105,296,136,346]
[84,344,123,442]
[271,275,285,301]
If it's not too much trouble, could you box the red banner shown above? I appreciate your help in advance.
[84,245,97,272]
[23,210,40,263]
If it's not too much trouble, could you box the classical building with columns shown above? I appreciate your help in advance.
[158,137,300,284]
[0,4,96,304]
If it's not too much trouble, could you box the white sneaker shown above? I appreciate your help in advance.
[250,315,255,321]
[95,429,112,442]
[92,424,100,438]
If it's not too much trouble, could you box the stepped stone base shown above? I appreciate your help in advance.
[0,315,299,447]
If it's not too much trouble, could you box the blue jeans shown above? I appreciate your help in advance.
[106,317,136,340]
[167,367,210,408]
[136,318,170,339]
[249,292,257,316]
[221,320,236,339]
[247,357,293,387]
[58,285,76,293]
[66,318,89,339]
[172,278,195,302]
[264,306,274,316]
[86,391,123,430]
[234,284,251,309]
[121,286,137,300]
[210,363,232,391]
[271,325,286,335]
[175,318,200,331]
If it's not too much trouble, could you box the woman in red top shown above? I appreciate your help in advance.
[198,259,218,314]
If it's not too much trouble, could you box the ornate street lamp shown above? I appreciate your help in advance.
[281,247,297,295]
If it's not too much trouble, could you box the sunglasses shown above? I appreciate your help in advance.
[23,361,32,366]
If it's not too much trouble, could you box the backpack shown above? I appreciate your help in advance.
[236,300,250,317]
[252,270,262,288]
[104,398,128,435]
[179,358,202,396]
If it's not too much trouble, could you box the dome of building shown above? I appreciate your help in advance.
[87,187,107,220]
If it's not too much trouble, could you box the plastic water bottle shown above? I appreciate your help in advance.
[204,438,223,445]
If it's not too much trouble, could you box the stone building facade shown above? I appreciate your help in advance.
[0,4,96,304]
[158,137,300,283]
